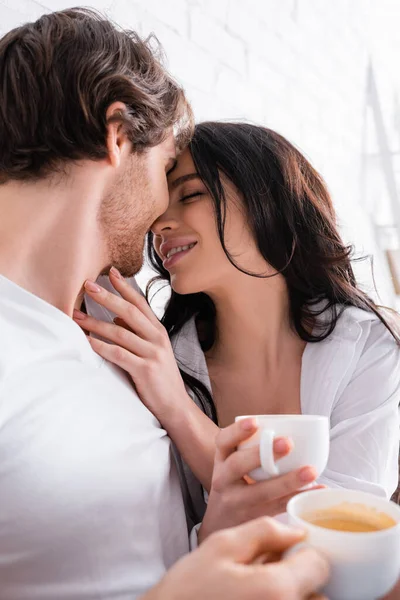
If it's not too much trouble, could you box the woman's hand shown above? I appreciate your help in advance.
[199,418,325,543]
[74,270,319,506]
[74,268,220,490]
[74,267,189,423]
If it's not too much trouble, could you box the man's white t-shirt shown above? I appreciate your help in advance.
[0,275,189,599]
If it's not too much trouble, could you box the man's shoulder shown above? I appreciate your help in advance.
[0,347,157,439]
[0,312,25,381]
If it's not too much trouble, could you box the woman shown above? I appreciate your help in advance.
[77,122,400,529]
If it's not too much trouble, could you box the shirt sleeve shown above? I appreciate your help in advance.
[318,319,400,498]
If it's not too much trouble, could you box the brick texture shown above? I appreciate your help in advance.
[1,0,400,305]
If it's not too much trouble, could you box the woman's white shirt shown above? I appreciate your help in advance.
[89,276,400,505]
[172,305,400,498]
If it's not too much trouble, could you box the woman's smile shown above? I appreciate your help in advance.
[162,241,198,269]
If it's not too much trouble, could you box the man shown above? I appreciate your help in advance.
[0,8,330,599]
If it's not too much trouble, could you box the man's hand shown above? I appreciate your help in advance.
[144,517,329,600]
[199,418,325,541]
[383,578,400,599]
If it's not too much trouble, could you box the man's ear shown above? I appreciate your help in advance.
[105,101,131,168]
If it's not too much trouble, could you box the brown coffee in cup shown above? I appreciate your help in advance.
[302,501,396,533]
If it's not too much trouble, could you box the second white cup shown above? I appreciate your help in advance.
[235,414,330,481]
[287,488,400,600]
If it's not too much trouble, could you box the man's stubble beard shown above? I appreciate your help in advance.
[98,156,155,278]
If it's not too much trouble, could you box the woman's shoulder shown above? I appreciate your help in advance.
[334,304,399,356]
[302,304,400,415]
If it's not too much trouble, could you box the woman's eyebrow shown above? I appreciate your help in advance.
[169,173,201,190]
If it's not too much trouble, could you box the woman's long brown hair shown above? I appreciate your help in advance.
[147,122,399,421]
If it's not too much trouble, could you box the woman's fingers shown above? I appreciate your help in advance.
[114,317,129,329]
[86,335,142,373]
[213,470,320,522]
[73,311,150,357]
[84,279,159,342]
[240,467,318,507]
[243,483,324,518]
[215,419,259,462]
[108,267,161,327]
[215,439,293,489]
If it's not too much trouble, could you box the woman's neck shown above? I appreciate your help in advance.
[206,274,303,371]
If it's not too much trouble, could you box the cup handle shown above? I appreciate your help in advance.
[259,429,280,476]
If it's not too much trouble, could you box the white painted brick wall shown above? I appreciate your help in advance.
[1,0,400,308]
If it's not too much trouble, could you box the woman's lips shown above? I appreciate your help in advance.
[163,242,197,269]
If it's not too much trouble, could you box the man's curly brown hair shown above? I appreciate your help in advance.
[0,7,193,183]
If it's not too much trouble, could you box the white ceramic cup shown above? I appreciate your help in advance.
[287,488,400,600]
[235,414,329,481]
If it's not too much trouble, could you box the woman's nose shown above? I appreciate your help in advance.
[151,211,179,235]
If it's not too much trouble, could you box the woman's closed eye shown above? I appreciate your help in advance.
[179,191,204,203]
